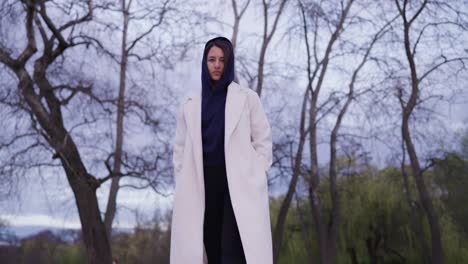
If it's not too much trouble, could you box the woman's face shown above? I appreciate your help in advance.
[207,45,224,81]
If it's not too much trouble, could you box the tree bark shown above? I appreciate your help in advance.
[324,11,390,261]
[306,1,354,263]
[104,0,130,241]
[347,247,358,264]
[272,86,309,263]
[400,147,431,264]
[365,234,381,264]
[230,0,250,82]
[0,2,113,263]
[230,0,250,51]
[256,0,287,97]
[395,0,444,262]
[17,60,112,264]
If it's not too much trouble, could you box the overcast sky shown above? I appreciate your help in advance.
[1,0,467,231]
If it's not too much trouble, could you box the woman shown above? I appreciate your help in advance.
[171,36,273,264]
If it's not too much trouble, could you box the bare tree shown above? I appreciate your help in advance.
[98,0,174,241]
[272,70,310,263]
[325,16,394,264]
[0,0,114,262]
[0,0,196,261]
[256,0,288,97]
[400,143,431,263]
[271,1,396,262]
[230,0,251,51]
[230,0,251,81]
[393,0,468,262]
[303,1,355,263]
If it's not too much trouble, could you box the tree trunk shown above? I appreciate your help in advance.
[295,194,314,263]
[230,0,250,82]
[272,87,309,263]
[256,40,267,97]
[17,68,112,263]
[401,152,431,264]
[63,163,113,264]
[104,0,129,241]
[308,109,329,263]
[0,4,112,261]
[256,0,287,97]
[307,1,355,262]
[365,236,380,264]
[348,247,358,264]
[397,0,444,261]
[230,0,251,51]
[402,118,443,263]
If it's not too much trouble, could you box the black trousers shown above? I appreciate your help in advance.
[203,165,246,264]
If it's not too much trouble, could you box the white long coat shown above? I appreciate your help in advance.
[170,82,273,264]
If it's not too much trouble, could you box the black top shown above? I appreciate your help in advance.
[201,37,235,166]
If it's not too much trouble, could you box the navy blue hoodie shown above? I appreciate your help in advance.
[201,37,235,166]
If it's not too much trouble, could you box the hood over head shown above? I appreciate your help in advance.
[201,37,235,94]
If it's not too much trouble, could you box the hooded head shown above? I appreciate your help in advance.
[201,37,235,94]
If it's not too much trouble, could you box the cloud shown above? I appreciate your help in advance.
[2,214,134,229]
[2,214,81,229]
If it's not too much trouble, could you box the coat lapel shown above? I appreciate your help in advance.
[183,95,204,192]
[184,95,201,147]
[225,82,246,145]
[183,82,246,178]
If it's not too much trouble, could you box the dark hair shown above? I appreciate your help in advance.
[201,37,235,92]
[204,38,233,69]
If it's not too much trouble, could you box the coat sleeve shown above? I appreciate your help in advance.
[173,103,187,183]
[249,92,273,172]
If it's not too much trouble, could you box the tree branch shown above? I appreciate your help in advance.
[418,56,468,83]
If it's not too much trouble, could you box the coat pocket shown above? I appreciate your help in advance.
[247,145,268,188]
[249,145,267,172]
